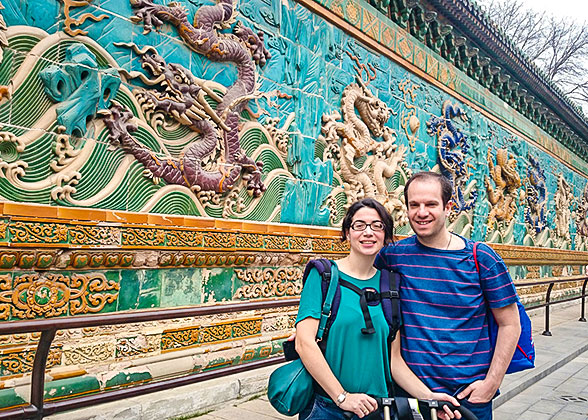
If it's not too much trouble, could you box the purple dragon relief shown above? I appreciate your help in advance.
[103,0,271,196]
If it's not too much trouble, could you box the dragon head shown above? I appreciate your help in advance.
[355,78,392,138]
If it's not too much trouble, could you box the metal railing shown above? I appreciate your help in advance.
[0,299,299,420]
[516,275,588,335]
[0,276,587,419]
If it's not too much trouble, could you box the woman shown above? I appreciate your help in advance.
[295,198,460,419]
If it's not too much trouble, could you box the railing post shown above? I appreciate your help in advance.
[29,329,56,420]
[580,278,588,322]
[542,282,554,336]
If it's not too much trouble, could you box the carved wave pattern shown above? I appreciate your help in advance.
[0,31,291,221]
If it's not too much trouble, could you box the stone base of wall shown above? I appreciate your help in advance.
[45,364,281,420]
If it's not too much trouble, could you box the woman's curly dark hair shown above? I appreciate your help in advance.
[341,198,395,244]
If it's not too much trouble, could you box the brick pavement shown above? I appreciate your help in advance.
[494,351,588,420]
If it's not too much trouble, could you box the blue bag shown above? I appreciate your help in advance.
[473,242,535,374]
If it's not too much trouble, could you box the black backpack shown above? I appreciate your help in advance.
[302,259,402,353]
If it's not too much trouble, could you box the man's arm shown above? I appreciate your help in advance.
[457,303,521,403]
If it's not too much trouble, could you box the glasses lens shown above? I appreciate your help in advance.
[351,221,367,231]
[371,221,385,231]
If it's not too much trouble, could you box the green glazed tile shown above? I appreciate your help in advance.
[44,375,100,402]
[202,268,234,303]
[0,388,26,409]
[118,269,161,310]
[104,371,152,390]
[161,268,202,307]
[118,269,140,310]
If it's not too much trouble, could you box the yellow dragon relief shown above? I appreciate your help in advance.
[319,75,410,226]
[554,174,573,245]
[484,148,522,230]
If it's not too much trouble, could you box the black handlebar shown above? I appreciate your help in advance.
[342,397,478,420]
[430,400,477,420]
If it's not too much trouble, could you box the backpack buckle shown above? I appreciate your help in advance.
[363,288,380,304]
[388,290,399,299]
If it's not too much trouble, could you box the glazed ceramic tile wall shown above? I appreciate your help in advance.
[0,0,587,409]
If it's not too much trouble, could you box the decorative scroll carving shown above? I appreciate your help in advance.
[231,319,262,339]
[0,220,7,239]
[69,273,119,315]
[122,228,166,247]
[161,326,200,352]
[234,267,303,299]
[0,273,118,319]
[0,274,10,320]
[263,315,296,332]
[9,222,68,244]
[166,230,204,248]
[161,318,262,352]
[236,233,265,249]
[10,274,71,318]
[116,335,159,358]
[264,235,290,250]
[203,232,237,248]
[313,238,334,252]
[289,237,311,250]
[63,341,115,365]
[0,346,62,377]
[427,100,477,221]
[69,226,121,246]
[199,324,232,344]
[485,148,522,229]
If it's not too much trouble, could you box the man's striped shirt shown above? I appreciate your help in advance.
[375,235,517,394]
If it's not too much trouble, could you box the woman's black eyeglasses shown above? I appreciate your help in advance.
[350,220,385,232]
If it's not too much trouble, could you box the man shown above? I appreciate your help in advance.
[375,172,521,420]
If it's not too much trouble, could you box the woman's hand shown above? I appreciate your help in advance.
[430,392,462,420]
[338,393,378,418]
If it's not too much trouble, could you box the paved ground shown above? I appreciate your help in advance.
[495,351,588,420]
[195,303,588,420]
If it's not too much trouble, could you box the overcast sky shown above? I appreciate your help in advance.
[517,0,587,20]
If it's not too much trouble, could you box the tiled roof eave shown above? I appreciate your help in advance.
[427,0,588,140]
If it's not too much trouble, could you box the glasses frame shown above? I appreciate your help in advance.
[350,220,385,232]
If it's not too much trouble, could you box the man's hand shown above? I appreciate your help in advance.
[430,392,462,419]
[456,379,498,403]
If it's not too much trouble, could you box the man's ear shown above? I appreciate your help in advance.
[445,201,452,215]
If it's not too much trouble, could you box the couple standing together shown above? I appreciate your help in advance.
[295,172,521,420]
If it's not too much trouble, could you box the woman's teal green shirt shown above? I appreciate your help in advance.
[296,266,392,398]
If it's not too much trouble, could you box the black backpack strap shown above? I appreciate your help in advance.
[339,278,377,335]
[380,269,401,341]
[302,258,331,287]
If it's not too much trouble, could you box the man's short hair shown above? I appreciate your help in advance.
[404,172,453,207]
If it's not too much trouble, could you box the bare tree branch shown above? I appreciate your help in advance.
[478,0,588,113]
